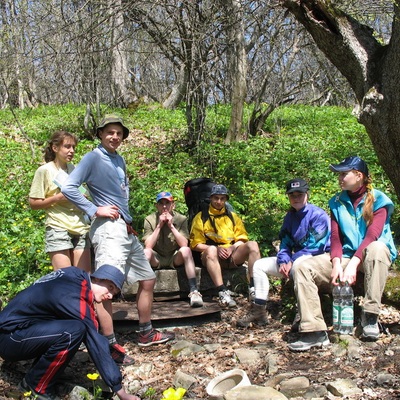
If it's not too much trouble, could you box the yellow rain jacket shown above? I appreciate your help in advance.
[190,205,248,249]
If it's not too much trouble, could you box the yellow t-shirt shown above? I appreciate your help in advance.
[29,161,89,235]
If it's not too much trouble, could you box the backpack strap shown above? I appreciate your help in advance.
[201,208,236,234]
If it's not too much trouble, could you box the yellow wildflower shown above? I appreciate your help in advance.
[161,387,186,400]
[87,372,100,380]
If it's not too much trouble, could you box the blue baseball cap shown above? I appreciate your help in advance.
[91,264,125,291]
[156,191,174,202]
[329,156,369,176]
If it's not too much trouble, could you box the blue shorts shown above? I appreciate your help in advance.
[45,227,90,253]
[90,217,156,283]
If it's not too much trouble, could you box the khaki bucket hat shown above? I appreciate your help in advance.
[96,114,129,139]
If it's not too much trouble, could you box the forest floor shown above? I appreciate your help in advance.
[0,294,400,400]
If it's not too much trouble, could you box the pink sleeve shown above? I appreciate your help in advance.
[330,214,343,260]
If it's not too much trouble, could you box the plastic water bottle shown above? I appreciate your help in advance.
[332,281,342,333]
[339,281,354,334]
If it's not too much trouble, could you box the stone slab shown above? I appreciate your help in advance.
[123,265,248,298]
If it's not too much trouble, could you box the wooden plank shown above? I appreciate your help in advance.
[112,300,221,321]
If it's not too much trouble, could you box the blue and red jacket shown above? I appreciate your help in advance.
[0,267,123,392]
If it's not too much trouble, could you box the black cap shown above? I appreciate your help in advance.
[329,156,369,176]
[285,178,309,194]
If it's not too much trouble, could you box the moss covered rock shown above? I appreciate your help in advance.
[383,270,400,307]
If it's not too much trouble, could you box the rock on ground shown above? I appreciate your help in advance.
[1,295,400,399]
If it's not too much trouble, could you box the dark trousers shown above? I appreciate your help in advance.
[0,319,85,395]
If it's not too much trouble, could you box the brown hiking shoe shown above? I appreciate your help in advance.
[237,303,268,328]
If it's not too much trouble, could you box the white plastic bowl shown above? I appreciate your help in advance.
[206,369,251,399]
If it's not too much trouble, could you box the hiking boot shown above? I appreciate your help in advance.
[110,343,135,365]
[19,378,60,400]
[361,311,380,341]
[237,303,268,328]
[287,331,330,352]
[138,329,175,347]
[248,286,256,302]
[218,290,237,308]
[189,290,203,307]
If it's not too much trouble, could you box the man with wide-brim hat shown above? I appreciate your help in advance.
[96,114,130,140]
[62,115,175,364]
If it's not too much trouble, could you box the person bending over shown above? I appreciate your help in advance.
[0,264,141,400]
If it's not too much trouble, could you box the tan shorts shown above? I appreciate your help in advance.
[152,250,180,269]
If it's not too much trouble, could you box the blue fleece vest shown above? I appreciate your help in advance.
[329,189,397,261]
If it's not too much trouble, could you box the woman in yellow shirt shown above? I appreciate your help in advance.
[29,131,91,272]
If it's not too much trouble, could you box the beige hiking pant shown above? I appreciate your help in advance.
[294,241,391,333]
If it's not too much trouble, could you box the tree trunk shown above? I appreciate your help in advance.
[162,63,188,109]
[110,0,136,107]
[281,0,400,199]
[224,0,248,144]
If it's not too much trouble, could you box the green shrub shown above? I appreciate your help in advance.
[0,103,399,305]
[0,139,51,300]
[383,272,400,306]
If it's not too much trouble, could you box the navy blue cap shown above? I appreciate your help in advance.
[91,264,125,291]
[329,156,369,176]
